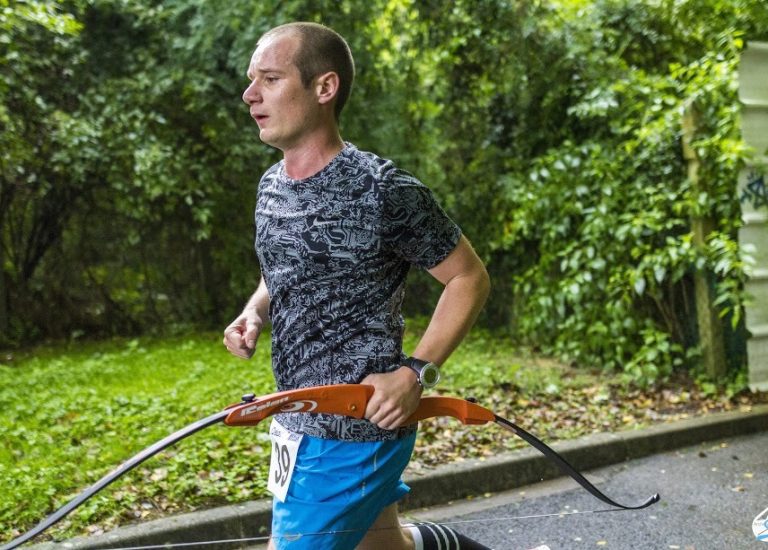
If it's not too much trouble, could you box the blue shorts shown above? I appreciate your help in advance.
[271,431,417,549]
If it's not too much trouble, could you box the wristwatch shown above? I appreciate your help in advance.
[404,356,441,388]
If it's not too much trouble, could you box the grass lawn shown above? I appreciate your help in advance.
[0,322,759,542]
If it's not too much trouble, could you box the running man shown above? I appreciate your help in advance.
[224,22,491,549]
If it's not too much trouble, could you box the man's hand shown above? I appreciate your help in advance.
[222,312,262,359]
[224,280,270,359]
[361,367,423,430]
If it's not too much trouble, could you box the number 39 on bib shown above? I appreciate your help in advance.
[267,418,303,502]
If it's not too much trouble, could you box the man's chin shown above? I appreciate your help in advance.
[258,129,278,147]
[259,131,295,152]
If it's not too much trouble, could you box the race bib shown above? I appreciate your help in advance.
[267,418,303,502]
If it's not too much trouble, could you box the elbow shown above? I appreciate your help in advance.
[478,266,491,305]
[459,261,491,307]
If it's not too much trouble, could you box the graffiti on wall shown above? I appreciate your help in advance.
[741,168,768,210]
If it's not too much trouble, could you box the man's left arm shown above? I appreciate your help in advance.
[363,235,490,429]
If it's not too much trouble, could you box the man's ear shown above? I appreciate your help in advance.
[315,71,340,106]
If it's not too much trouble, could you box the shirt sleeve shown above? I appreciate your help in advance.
[380,168,462,270]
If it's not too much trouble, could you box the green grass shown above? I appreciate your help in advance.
[0,324,592,542]
[0,334,277,539]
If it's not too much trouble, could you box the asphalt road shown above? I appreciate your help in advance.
[403,430,768,550]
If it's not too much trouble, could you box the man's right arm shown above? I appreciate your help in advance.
[223,276,270,359]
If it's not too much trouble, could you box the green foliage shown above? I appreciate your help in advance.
[2,0,768,387]
[488,2,763,386]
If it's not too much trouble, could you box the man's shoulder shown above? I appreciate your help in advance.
[343,144,421,187]
[342,143,391,175]
[261,160,282,181]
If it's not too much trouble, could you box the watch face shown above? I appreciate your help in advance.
[421,363,440,387]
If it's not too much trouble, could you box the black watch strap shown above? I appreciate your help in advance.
[405,357,429,370]
[404,356,440,388]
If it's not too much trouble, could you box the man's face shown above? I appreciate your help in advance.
[242,32,318,150]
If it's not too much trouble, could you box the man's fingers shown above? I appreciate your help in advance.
[365,397,406,430]
[364,397,379,422]
[223,325,256,359]
[374,411,405,431]
[225,342,253,360]
[244,320,260,348]
[223,327,243,348]
[361,370,423,430]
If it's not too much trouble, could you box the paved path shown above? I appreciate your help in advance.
[406,430,768,549]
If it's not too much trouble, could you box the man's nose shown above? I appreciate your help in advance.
[242,80,261,104]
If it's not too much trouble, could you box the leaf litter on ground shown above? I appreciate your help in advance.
[409,373,768,470]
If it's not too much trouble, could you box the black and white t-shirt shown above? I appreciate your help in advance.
[256,143,461,441]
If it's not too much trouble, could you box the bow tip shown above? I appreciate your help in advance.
[643,493,661,508]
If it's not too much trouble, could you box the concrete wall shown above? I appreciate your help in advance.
[738,41,768,391]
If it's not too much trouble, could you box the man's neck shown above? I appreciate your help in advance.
[282,131,345,180]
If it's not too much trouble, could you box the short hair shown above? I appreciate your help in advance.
[260,22,355,120]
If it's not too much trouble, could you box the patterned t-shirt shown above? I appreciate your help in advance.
[255,143,461,441]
